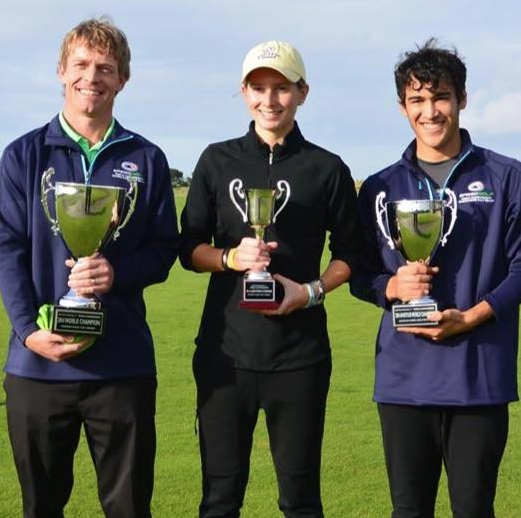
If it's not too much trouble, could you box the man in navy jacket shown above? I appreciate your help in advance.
[351,38,520,518]
[0,18,178,518]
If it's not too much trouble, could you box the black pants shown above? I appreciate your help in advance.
[193,356,332,518]
[4,373,157,518]
[378,403,509,518]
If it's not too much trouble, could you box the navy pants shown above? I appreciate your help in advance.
[378,403,509,518]
[193,356,331,518]
[4,373,156,518]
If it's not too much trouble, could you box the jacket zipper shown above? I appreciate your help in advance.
[267,150,274,188]
[422,150,471,201]
[81,135,134,184]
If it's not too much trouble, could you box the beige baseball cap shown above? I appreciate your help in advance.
[242,40,306,83]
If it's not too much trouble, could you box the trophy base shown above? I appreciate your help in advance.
[52,288,105,335]
[392,301,439,327]
[239,275,279,310]
[238,300,280,310]
[52,306,106,336]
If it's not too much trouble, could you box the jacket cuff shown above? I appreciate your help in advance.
[374,274,393,309]
[18,323,40,347]
[482,294,501,322]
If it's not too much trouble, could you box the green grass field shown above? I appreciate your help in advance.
[0,192,519,517]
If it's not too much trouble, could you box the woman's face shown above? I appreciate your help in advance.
[242,67,308,144]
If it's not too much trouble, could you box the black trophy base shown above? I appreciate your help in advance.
[392,302,439,327]
[52,306,106,336]
[239,278,280,310]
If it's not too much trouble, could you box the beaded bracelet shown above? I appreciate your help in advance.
[221,248,231,271]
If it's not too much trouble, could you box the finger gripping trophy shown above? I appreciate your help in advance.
[41,167,138,336]
[375,189,457,327]
[229,178,290,309]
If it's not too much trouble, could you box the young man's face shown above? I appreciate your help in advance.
[58,41,126,124]
[400,77,466,161]
[241,68,308,144]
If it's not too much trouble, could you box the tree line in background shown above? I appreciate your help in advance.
[170,168,191,188]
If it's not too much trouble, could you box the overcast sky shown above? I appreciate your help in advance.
[2,0,521,180]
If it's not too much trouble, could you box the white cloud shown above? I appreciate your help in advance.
[462,90,521,135]
[2,0,521,177]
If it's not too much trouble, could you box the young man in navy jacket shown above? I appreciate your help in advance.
[0,18,178,518]
[351,38,520,518]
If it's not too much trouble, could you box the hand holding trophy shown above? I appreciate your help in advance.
[41,167,138,337]
[229,178,290,309]
[375,190,457,327]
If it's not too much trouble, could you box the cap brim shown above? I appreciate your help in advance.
[242,65,301,83]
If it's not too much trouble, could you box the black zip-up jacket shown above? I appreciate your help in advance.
[180,122,358,371]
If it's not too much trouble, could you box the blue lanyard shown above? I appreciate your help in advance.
[422,150,470,200]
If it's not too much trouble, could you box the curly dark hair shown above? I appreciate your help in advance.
[395,37,466,104]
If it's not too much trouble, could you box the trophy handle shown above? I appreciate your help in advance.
[375,191,395,249]
[40,167,60,235]
[229,178,248,223]
[113,179,139,241]
[440,188,458,247]
[273,180,290,223]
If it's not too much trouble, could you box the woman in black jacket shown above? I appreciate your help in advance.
[180,40,358,518]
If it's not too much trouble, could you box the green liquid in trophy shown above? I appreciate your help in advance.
[397,211,442,262]
[56,187,121,258]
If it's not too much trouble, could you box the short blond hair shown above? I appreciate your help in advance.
[58,17,131,81]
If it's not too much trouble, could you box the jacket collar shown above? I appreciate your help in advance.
[244,120,305,159]
[401,128,474,169]
[44,114,133,148]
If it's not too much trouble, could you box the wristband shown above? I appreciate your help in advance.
[304,282,315,308]
[304,278,326,308]
[227,247,239,270]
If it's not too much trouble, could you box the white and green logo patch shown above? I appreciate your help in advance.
[112,161,145,183]
[458,181,495,204]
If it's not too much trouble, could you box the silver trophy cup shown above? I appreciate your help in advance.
[41,167,138,335]
[375,190,457,327]
[229,178,290,309]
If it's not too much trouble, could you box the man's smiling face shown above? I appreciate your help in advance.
[400,76,467,161]
[59,42,126,122]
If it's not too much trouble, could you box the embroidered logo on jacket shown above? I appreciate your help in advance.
[458,181,494,204]
[112,161,145,183]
